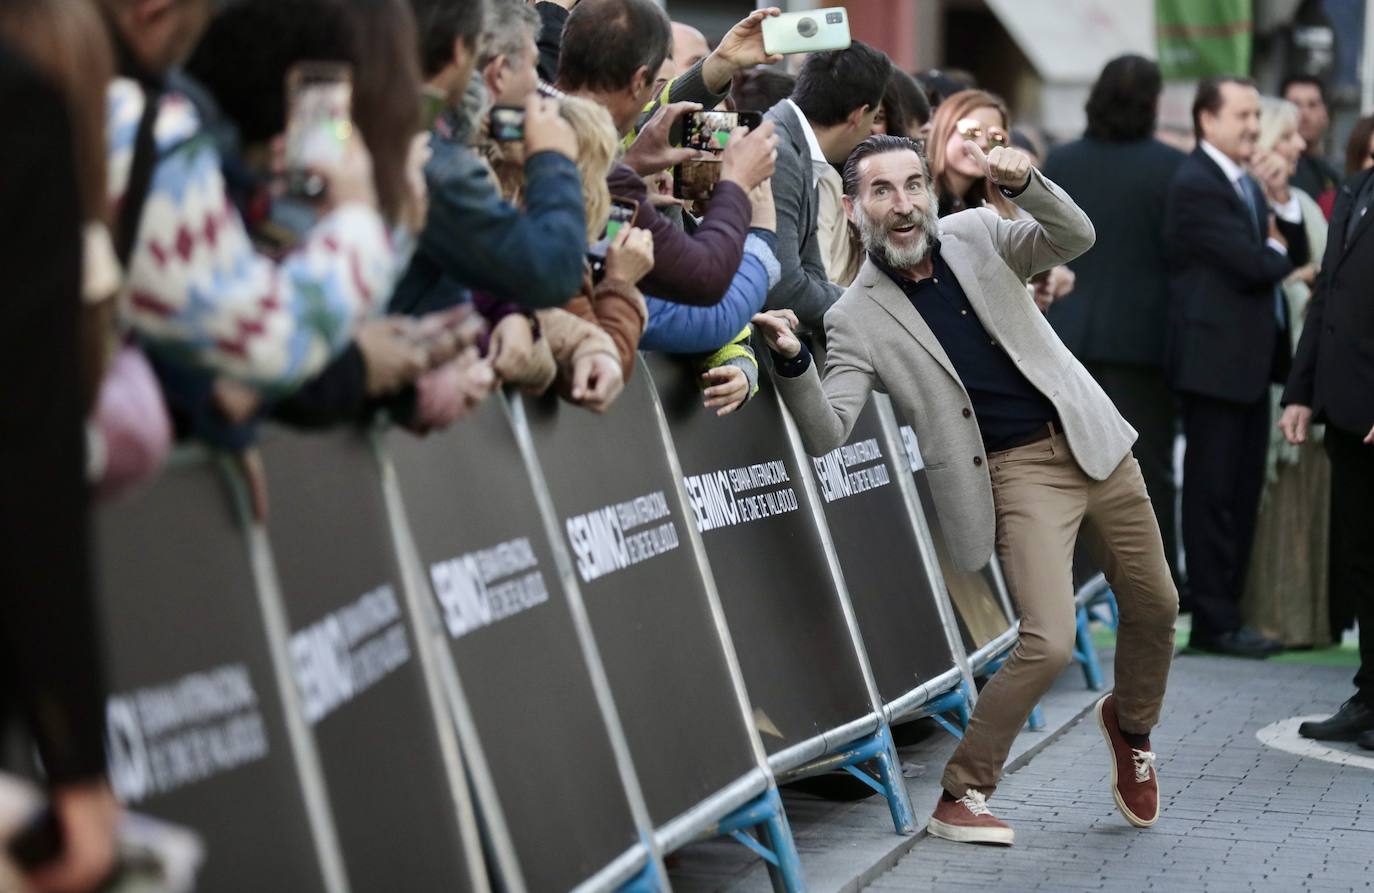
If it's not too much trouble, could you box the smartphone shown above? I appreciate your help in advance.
[284,61,353,200]
[761,8,852,57]
[672,109,764,201]
[588,197,640,281]
[489,106,526,142]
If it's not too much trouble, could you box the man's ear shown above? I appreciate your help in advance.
[630,64,652,97]
[847,104,871,131]
[842,193,857,225]
[483,53,507,96]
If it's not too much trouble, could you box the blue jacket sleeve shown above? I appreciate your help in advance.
[640,232,780,353]
[414,142,587,309]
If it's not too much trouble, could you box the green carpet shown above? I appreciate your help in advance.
[1089,614,1359,667]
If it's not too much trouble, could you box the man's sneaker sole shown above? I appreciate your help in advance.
[1096,697,1158,828]
[926,816,1014,846]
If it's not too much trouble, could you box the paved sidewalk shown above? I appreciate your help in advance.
[870,655,1374,892]
[670,650,1117,891]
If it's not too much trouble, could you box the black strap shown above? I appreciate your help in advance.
[114,85,162,269]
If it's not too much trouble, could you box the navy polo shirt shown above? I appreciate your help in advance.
[776,242,1058,452]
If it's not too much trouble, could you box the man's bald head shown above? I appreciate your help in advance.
[671,21,708,74]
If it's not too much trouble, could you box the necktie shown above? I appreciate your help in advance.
[1240,176,1287,329]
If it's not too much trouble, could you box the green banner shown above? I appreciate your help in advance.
[1156,0,1253,80]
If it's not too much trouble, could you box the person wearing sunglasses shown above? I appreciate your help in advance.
[928,90,1076,314]
[928,90,1016,218]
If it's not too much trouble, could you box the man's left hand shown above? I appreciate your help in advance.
[623,101,704,177]
[702,7,783,92]
[963,140,1031,192]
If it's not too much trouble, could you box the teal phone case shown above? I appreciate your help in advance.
[761,8,852,56]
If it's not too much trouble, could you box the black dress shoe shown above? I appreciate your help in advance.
[1189,627,1284,659]
[1299,698,1374,742]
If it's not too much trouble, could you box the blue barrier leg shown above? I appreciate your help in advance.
[1073,605,1105,691]
[871,724,917,834]
[1027,703,1046,731]
[615,848,660,893]
[922,682,971,740]
[713,787,805,892]
[758,788,804,893]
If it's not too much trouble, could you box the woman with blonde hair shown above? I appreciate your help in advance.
[1242,95,1332,647]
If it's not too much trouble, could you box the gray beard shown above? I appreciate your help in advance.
[855,203,940,270]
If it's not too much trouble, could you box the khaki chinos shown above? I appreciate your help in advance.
[940,429,1178,796]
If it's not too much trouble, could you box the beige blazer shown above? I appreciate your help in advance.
[774,170,1137,571]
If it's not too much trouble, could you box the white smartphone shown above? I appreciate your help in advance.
[761,8,852,57]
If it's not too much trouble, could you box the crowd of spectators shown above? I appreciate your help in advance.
[3,0,1373,886]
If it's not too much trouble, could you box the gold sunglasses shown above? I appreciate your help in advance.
[955,118,1008,149]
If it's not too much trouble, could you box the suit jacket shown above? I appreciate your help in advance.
[774,171,1133,571]
[1282,168,1374,436]
[763,100,843,329]
[1043,137,1184,366]
[1164,147,1309,404]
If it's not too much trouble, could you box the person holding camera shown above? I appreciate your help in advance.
[393,0,588,317]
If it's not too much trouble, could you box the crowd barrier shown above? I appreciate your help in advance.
[94,350,1104,892]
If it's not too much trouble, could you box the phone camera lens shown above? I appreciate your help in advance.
[797,16,818,37]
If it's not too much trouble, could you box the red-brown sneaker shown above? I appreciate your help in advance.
[926,789,1014,846]
[1096,693,1159,827]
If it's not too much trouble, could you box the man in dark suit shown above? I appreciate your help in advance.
[1164,76,1309,658]
[764,41,890,329]
[1045,55,1186,595]
[0,40,117,892]
[1279,163,1374,745]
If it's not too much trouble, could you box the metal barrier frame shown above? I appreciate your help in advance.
[510,379,805,891]
[238,435,493,893]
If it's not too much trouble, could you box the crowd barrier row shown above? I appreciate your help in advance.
[95,348,1080,893]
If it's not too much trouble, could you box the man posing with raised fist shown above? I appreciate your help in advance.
[754,135,1178,845]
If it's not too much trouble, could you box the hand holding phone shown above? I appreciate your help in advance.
[603,226,655,286]
[673,110,767,201]
[761,7,851,56]
[623,101,704,178]
[588,197,639,280]
[719,119,777,192]
[521,94,578,160]
[284,62,355,200]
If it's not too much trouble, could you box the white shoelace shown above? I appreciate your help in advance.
[958,789,993,817]
[1131,748,1157,784]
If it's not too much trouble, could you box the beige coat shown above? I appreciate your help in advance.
[775,170,1136,571]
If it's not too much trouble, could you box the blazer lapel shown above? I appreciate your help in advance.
[857,257,962,385]
[1338,168,1374,266]
[1194,148,1255,236]
[937,232,1001,336]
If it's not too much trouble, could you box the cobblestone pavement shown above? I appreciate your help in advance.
[869,655,1374,893]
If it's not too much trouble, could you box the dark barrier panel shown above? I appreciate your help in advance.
[892,419,1014,652]
[384,402,645,891]
[96,457,331,893]
[258,430,477,893]
[803,399,960,703]
[644,353,873,755]
[514,369,759,829]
